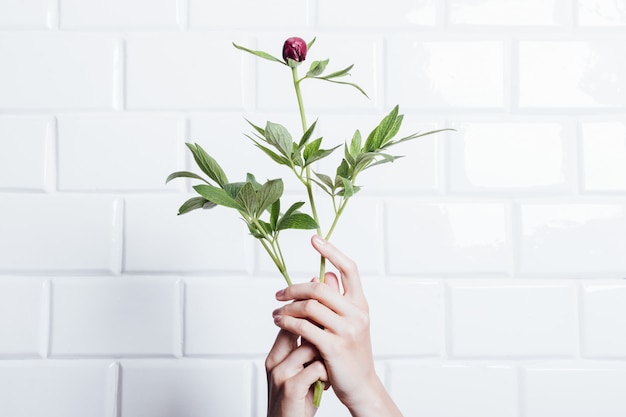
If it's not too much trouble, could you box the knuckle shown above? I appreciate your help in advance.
[301,299,318,315]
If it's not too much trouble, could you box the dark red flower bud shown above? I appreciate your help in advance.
[282,37,307,66]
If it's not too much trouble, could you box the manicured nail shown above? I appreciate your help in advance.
[272,308,280,316]
[312,235,326,245]
[275,288,285,298]
[273,315,282,325]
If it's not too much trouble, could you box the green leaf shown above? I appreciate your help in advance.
[339,176,355,198]
[247,222,264,239]
[367,154,403,169]
[234,182,257,216]
[349,130,362,158]
[256,179,284,216]
[265,122,294,157]
[307,59,329,77]
[381,128,455,149]
[313,172,334,190]
[245,119,266,137]
[317,78,369,98]
[233,42,285,64]
[307,37,317,51]
[277,212,319,231]
[249,136,292,166]
[177,196,211,215]
[303,137,322,161]
[364,106,400,152]
[246,173,262,191]
[165,171,210,184]
[282,201,305,220]
[298,120,318,148]
[270,199,280,229]
[193,184,242,210]
[223,182,246,199]
[319,64,353,79]
[304,145,341,167]
[336,158,350,179]
[186,143,229,187]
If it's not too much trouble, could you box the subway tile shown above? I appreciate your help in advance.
[449,282,577,357]
[519,40,626,108]
[316,112,441,194]
[385,201,510,274]
[524,362,626,417]
[449,121,571,193]
[578,0,626,26]
[449,0,572,26]
[0,33,117,110]
[120,360,252,417]
[318,0,437,27]
[0,0,52,28]
[0,278,47,357]
[57,115,182,191]
[50,277,180,357]
[0,115,53,191]
[60,0,179,28]
[387,40,504,109]
[256,35,380,111]
[126,34,247,110]
[364,279,442,356]
[0,361,117,417]
[519,203,626,275]
[581,122,626,192]
[388,361,517,417]
[124,195,251,273]
[189,0,311,28]
[581,284,626,357]
[184,278,278,355]
[0,195,121,273]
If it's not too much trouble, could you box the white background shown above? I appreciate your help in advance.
[1,0,626,416]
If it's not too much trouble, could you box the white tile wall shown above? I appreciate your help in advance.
[449,282,578,357]
[60,0,179,29]
[2,0,626,415]
[581,283,626,358]
[50,277,180,357]
[523,362,626,417]
[0,361,117,417]
[0,0,53,28]
[0,278,48,357]
[120,360,252,417]
[0,115,53,191]
[0,33,119,110]
[57,114,183,191]
[449,0,572,26]
[389,360,518,417]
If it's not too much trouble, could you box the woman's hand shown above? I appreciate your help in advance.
[265,329,328,417]
[272,236,403,417]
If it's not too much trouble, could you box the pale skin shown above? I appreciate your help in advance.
[265,235,404,417]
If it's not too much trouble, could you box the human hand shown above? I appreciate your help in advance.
[272,236,402,416]
[265,328,328,417]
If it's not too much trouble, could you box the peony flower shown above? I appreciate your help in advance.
[282,37,307,66]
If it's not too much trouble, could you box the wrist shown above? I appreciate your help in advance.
[343,374,403,417]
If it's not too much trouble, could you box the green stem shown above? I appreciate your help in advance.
[290,67,326,283]
[291,64,326,410]
[324,198,349,241]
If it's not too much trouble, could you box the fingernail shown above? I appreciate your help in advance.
[312,235,326,245]
[273,315,282,325]
[272,308,280,316]
[275,288,285,299]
